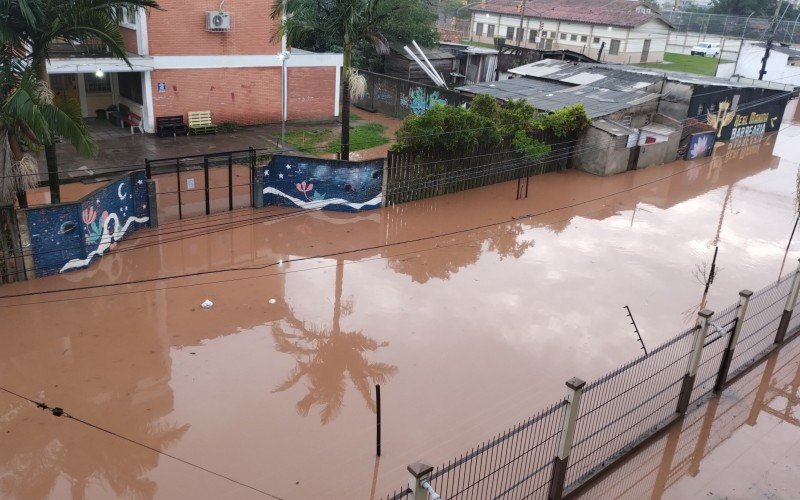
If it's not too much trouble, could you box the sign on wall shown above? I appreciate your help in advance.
[685,131,716,160]
[689,86,790,141]
[157,82,166,92]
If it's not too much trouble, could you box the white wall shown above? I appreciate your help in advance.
[731,42,800,86]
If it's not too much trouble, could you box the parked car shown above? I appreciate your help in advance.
[691,42,720,57]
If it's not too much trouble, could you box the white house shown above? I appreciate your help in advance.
[469,0,675,64]
[720,41,800,88]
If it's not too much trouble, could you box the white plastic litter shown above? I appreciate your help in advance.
[269,299,277,304]
[201,299,214,309]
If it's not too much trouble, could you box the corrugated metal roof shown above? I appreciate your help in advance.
[509,59,663,92]
[457,78,660,118]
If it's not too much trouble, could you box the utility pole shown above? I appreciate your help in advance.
[759,39,773,80]
[516,0,527,47]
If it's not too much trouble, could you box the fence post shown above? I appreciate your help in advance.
[145,179,159,228]
[548,377,586,500]
[775,258,800,344]
[714,290,752,393]
[145,158,152,180]
[407,461,434,500]
[677,309,714,414]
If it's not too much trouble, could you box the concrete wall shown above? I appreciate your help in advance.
[262,155,384,212]
[573,126,631,176]
[666,31,743,61]
[730,42,800,86]
[23,171,150,277]
[657,80,694,121]
[469,13,669,63]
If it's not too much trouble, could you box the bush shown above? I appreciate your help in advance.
[393,103,501,153]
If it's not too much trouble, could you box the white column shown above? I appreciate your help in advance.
[76,73,89,118]
[137,7,150,56]
[142,71,155,133]
[334,65,341,117]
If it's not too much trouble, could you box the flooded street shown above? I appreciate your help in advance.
[1,101,799,499]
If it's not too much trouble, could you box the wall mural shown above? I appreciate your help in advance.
[400,87,447,116]
[685,131,716,160]
[26,171,150,277]
[262,155,383,212]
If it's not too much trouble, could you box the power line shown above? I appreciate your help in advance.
[0,386,285,500]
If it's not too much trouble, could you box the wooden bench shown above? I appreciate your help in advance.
[122,112,142,134]
[156,115,189,138]
[188,110,217,135]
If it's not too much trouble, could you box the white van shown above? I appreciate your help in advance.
[691,42,720,57]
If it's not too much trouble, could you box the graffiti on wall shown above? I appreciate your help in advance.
[400,87,447,116]
[263,155,383,212]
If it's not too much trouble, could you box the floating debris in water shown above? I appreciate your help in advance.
[269,299,277,304]
[200,299,214,309]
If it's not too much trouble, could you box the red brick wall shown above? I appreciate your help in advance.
[120,27,138,54]
[150,66,336,124]
[287,67,336,120]
[146,0,281,55]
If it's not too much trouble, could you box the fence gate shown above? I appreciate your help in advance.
[146,148,257,222]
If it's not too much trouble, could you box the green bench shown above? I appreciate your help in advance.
[188,110,217,135]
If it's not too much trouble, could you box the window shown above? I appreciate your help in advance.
[609,39,621,55]
[550,31,556,38]
[506,27,515,40]
[560,33,567,40]
[475,23,484,37]
[118,72,143,104]
[487,24,495,37]
[593,37,600,44]
[120,8,137,28]
[580,35,588,42]
[529,30,537,43]
[516,29,524,41]
[541,31,547,38]
[570,34,578,41]
[84,73,110,93]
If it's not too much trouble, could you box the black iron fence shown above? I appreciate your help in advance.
[0,205,25,284]
[385,136,576,205]
[386,265,800,499]
[144,148,272,222]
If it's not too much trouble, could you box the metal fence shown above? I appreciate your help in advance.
[385,136,576,205]
[663,10,800,45]
[386,263,800,499]
[144,148,272,222]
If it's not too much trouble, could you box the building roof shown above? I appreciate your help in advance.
[509,59,663,91]
[457,77,660,118]
[470,0,675,30]
[389,43,454,61]
[752,42,800,58]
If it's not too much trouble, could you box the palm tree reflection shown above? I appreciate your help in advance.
[272,259,397,424]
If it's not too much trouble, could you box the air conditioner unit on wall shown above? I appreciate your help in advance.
[206,11,231,31]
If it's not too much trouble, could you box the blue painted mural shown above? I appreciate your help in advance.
[26,170,150,276]
[400,87,447,116]
[262,155,383,212]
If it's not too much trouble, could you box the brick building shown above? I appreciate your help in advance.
[469,0,674,64]
[45,1,342,133]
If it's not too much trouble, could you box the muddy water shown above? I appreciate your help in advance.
[1,103,799,499]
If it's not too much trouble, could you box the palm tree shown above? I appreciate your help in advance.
[0,69,94,206]
[272,0,391,160]
[0,0,160,205]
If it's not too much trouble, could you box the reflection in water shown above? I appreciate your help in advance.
[272,260,397,424]
[578,339,800,499]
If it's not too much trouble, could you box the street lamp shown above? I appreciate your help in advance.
[277,50,290,147]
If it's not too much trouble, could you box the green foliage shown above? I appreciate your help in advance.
[710,0,797,17]
[393,103,501,153]
[326,122,389,153]
[538,104,591,138]
[393,94,590,161]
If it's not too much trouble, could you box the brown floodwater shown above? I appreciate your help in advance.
[1,101,799,499]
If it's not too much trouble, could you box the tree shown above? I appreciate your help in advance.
[274,0,397,161]
[710,0,797,18]
[1,0,160,205]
